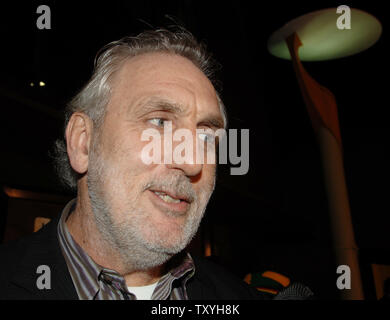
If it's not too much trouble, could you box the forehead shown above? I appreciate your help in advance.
[108,52,220,117]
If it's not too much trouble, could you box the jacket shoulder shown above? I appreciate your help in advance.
[0,226,50,280]
[0,219,72,299]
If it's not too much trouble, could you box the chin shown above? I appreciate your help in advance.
[149,234,185,252]
[141,226,190,254]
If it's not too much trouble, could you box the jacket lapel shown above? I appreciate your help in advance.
[186,257,217,299]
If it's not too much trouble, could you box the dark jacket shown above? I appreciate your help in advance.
[0,215,266,300]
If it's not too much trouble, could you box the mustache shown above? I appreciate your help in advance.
[142,173,196,203]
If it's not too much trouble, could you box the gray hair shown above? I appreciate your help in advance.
[53,27,227,191]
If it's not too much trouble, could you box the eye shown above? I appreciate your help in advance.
[198,132,215,144]
[148,118,166,127]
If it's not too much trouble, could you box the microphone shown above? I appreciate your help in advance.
[273,282,314,300]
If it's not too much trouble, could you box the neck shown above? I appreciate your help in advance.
[66,189,165,287]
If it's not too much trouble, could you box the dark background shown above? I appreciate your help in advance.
[0,0,388,299]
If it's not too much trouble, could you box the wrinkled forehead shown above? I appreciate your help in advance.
[107,52,223,123]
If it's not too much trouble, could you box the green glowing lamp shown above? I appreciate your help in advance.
[267,7,382,61]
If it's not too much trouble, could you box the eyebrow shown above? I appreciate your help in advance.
[135,96,225,129]
[198,116,225,130]
[136,97,185,116]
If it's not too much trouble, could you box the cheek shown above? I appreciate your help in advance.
[203,163,216,181]
[105,138,162,205]
[108,130,154,171]
[196,164,216,195]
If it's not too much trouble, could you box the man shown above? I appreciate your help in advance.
[0,28,265,300]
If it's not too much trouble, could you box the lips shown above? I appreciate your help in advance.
[153,191,181,203]
[148,189,191,214]
[149,189,191,204]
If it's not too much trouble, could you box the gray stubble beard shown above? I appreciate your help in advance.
[86,140,214,273]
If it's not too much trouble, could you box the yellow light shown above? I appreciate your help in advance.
[30,82,34,87]
[204,240,212,257]
[39,81,45,87]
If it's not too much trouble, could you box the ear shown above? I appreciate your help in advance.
[65,112,93,175]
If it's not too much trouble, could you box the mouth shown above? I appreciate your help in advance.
[148,189,191,214]
[152,189,189,203]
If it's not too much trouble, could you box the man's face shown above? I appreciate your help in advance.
[87,52,223,271]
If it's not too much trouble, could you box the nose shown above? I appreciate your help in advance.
[165,128,205,178]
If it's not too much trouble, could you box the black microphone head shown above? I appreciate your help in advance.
[273,282,314,300]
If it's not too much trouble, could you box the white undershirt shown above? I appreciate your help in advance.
[127,281,159,300]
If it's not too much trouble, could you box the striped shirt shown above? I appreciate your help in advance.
[57,199,195,300]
